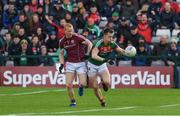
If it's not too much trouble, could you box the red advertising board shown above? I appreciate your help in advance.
[0,66,174,88]
[108,66,174,88]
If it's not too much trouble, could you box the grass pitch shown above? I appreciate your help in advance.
[0,87,180,115]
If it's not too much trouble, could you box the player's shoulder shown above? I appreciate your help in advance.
[110,41,117,45]
[110,41,118,48]
[73,33,86,39]
[94,39,103,47]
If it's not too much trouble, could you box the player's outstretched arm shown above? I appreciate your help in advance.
[115,46,126,56]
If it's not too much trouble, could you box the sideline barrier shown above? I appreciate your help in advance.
[0,66,174,88]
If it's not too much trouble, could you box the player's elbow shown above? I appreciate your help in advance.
[92,54,97,60]
[88,42,93,47]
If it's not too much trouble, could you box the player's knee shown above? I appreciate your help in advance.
[92,83,99,89]
[103,80,110,86]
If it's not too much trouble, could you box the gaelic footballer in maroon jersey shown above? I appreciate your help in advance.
[59,23,92,107]
[59,33,87,63]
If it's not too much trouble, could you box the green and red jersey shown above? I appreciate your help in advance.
[88,40,118,66]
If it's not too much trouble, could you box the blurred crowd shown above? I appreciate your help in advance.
[0,0,180,67]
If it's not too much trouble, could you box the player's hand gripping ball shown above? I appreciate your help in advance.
[125,45,137,57]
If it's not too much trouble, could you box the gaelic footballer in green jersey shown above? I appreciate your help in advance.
[87,28,127,107]
[88,39,118,66]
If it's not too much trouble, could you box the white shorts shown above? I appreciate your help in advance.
[87,62,108,77]
[65,62,87,74]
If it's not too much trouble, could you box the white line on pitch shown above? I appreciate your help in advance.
[16,106,137,115]
[160,104,180,108]
[0,89,66,96]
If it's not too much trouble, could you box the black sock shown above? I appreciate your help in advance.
[71,99,76,103]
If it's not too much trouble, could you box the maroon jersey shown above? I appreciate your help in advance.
[59,34,86,62]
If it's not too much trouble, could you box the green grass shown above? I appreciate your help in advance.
[0,87,180,115]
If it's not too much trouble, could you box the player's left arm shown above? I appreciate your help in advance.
[112,42,126,56]
[115,46,126,55]
[59,39,65,65]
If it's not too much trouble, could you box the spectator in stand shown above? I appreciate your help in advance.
[138,0,151,8]
[85,17,101,41]
[139,37,153,54]
[39,45,54,66]
[17,0,29,11]
[43,13,56,33]
[0,1,3,29]
[82,28,93,41]
[3,2,18,29]
[35,27,46,45]
[132,42,151,66]
[30,35,41,66]
[161,0,179,13]
[166,39,180,66]
[77,0,85,10]
[100,0,120,19]
[153,35,169,65]
[30,35,40,55]
[147,0,162,21]
[3,32,12,52]
[17,39,32,66]
[82,0,98,10]
[29,13,42,34]
[137,14,156,44]
[8,36,21,65]
[22,3,33,20]
[116,17,131,48]
[64,12,77,32]
[177,32,180,50]
[18,27,29,43]
[105,20,114,30]
[88,4,100,24]
[36,5,44,22]
[10,22,20,37]
[159,2,176,30]
[72,3,86,29]
[62,0,73,12]
[43,0,53,15]
[125,25,145,48]
[0,35,5,66]
[18,13,30,35]
[129,0,139,12]
[175,11,180,29]
[29,0,38,13]
[52,1,66,20]
[79,7,88,28]
[109,12,120,36]
[121,0,136,19]
[45,15,65,39]
[92,0,105,11]
[46,31,59,53]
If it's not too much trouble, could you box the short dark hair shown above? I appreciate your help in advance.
[103,28,114,35]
